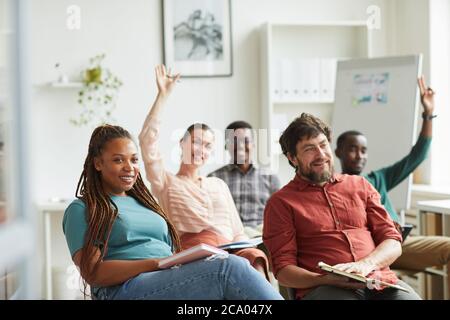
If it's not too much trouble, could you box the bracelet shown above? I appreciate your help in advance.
[422,113,437,121]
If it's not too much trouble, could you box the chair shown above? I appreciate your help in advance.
[278,285,297,300]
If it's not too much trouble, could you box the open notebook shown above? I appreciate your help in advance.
[318,262,410,293]
[158,244,229,269]
[217,237,263,251]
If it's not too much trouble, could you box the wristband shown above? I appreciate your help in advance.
[422,113,437,120]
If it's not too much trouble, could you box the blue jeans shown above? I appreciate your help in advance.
[94,255,283,300]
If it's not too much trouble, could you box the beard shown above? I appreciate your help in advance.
[298,159,334,184]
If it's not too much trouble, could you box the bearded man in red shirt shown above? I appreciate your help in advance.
[263,113,421,300]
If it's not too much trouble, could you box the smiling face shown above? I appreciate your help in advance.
[335,134,368,175]
[180,128,214,167]
[288,133,334,185]
[94,137,139,196]
[227,128,254,165]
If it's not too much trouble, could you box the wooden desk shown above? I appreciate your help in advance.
[417,199,450,300]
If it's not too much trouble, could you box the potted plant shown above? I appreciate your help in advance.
[71,54,123,127]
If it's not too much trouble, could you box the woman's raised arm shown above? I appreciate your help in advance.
[138,65,180,192]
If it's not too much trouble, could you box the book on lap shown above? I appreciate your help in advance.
[217,237,263,251]
[318,261,410,293]
[158,243,228,269]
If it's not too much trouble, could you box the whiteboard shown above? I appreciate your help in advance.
[331,55,422,215]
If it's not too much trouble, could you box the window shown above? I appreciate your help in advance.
[0,0,36,299]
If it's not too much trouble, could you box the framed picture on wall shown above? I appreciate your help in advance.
[162,0,233,77]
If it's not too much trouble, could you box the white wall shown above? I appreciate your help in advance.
[386,0,450,187]
[386,0,430,77]
[31,0,161,202]
[429,0,450,186]
[386,0,432,184]
[30,0,391,203]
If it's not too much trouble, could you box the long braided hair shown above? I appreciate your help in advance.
[75,124,181,296]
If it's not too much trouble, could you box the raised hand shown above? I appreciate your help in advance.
[155,64,181,97]
[418,75,435,115]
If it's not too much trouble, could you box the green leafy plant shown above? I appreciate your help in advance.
[71,54,123,127]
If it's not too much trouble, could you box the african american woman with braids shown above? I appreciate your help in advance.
[62,123,282,300]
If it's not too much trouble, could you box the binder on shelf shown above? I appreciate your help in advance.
[272,59,283,101]
[273,58,337,103]
[301,58,320,102]
[294,59,306,101]
[280,59,296,102]
[291,59,304,101]
[319,58,337,102]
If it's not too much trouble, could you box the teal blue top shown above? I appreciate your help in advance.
[363,135,432,223]
[62,195,173,261]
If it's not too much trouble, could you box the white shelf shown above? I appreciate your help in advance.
[33,82,83,88]
[412,184,450,198]
[417,200,450,216]
[260,21,372,185]
[42,82,83,88]
[266,20,368,27]
[273,99,334,104]
[37,200,71,212]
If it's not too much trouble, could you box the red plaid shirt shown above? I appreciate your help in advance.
[263,174,402,299]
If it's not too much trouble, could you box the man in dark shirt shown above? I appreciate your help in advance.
[335,76,450,274]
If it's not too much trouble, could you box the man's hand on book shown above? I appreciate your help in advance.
[332,260,377,277]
